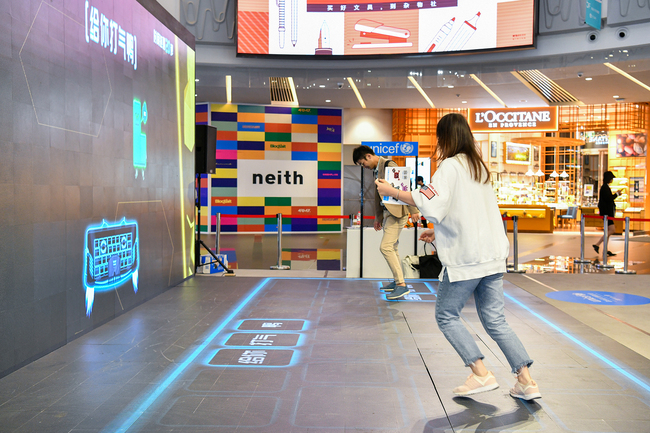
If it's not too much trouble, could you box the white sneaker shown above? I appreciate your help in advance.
[509,379,542,400]
[453,371,499,396]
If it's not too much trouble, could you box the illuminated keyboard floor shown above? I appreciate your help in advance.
[1,275,650,432]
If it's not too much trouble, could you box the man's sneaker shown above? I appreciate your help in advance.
[607,251,616,256]
[509,379,541,401]
[386,285,410,300]
[381,281,396,292]
[593,244,600,254]
[453,372,499,396]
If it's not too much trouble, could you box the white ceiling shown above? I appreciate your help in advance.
[194,29,650,110]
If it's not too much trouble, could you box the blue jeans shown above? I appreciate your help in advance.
[435,270,533,374]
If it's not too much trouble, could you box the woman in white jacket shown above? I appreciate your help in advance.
[376,113,540,400]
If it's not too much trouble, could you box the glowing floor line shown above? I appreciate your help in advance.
[505,292,650,394]
[108,278,271,433]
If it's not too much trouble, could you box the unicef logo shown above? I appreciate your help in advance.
[400,142,414,155]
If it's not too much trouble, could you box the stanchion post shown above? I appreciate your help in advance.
[595,215,614,269]
[616,216,636,274]
[508,216,526,273]
[574,214,591,264]
[270,213,290,270]
[503,215,509,268]
[215,212,221,255]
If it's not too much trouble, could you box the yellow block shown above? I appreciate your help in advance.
[211,103,237,113]
[318,206,341,217]
[238,131,265,141]
[265,206,291,215]
[317,249,340,260]
[238,197,265,206]
[318,143,341,153]
[238,150,265,160]
[215,168,237,178]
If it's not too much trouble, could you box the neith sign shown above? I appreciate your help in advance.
[238,160,317,198]
[253,171,304,185]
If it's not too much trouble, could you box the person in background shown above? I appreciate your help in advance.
[593,170,619,256]
[353,145,419,300]
[376,113,541,400]
[415,176,425,189]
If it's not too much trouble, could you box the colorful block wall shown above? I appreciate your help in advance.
[196,103,342,233]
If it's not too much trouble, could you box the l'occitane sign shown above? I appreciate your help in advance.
[469,107,558,132]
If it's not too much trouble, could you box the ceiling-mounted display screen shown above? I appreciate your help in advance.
[237,0,535,56]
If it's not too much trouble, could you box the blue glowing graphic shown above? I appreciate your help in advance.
[546,291,650,306]
[83,218,140,316]
[133,99,147,179]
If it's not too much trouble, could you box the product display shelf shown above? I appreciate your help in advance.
[498,204,554,233]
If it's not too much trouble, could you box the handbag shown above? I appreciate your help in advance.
[401,243,443,279]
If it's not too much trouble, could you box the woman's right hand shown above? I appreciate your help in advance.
[419,229,435,243]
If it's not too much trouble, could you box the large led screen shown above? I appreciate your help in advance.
[237,0,534,56]
[0,0,195,376]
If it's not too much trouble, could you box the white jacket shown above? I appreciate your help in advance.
[412,154,509,282]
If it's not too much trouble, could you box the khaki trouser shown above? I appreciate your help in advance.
[380,211,408,285]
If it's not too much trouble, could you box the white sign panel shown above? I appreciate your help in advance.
[237,159,318,198]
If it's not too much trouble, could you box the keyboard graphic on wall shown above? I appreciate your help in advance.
[83,219,140,316]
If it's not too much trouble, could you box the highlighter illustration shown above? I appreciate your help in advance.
[278,0,286,48]
[291,0,298,46]
[426,17,455,52]
[445,11,480,51]
[315,21,332,54]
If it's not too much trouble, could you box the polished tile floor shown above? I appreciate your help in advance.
[1,228,650,432]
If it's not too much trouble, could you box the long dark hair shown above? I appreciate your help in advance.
[436,113,489,184]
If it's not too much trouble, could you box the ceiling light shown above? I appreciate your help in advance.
[325,99,331,102]
[195,78,199,82]
[613,95,619,98]
[604,62,650,92]
[535,169,544,176]
[448,85,454,88]
[585,77,592,81]
[470,74,507,107]
[407,76,435,108]
[525,169,534,176]
[461,101,467,104]
[560,170,569,178]
[226,75,232,103]
[550,170,559,178]
[347,77,366,108]
[319,85,325,88]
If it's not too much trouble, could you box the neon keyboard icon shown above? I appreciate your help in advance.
[83,218,139,316]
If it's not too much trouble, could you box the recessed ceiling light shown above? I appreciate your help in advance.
[613,95,619,98]
[195,78,199,82]
[368,70,371,72]
[462,101,467,104]
[520,99,527,102]
[319,85,325,88]
[585,77,592,81]
[448,85,454,88]
[325,99,331,102]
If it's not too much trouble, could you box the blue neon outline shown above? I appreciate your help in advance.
[504,292,650,395]
[106,278,271,433]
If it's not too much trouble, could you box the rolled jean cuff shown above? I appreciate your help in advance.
[513,360,534,374]
[464,356,485,368]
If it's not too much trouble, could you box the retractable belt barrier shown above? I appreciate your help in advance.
[581,214,650,274]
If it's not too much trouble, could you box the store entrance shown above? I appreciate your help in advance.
[582,148,608,207]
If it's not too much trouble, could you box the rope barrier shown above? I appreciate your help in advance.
[582,214,650,222]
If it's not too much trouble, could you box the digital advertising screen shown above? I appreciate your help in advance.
[237,0,535,56]
[505,142,531,165]
[1,0,196,374]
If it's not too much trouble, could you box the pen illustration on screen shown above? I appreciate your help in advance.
[291,0,298,46]
[277,0,286,48]
[426,17,455,52]
[446,11,480,51]
[315,20,332,54]
[352,19,412,49]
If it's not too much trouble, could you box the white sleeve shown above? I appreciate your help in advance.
[412,160,455,224]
